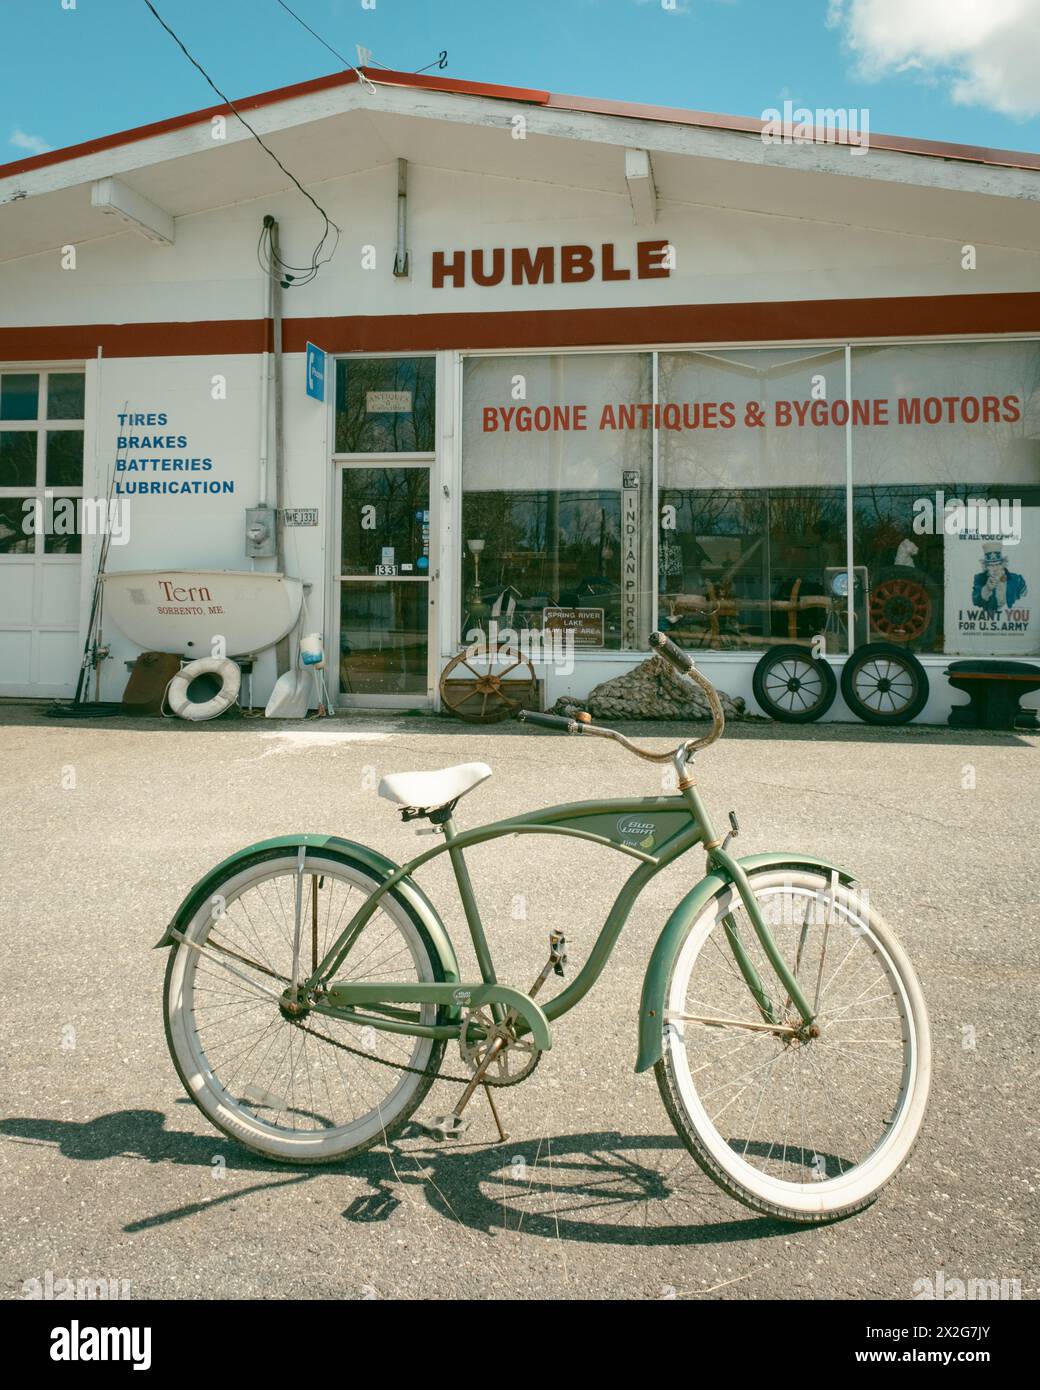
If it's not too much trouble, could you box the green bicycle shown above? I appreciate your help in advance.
[159,632,931,1223]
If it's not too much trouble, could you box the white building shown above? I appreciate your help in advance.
[1,67,1038,720]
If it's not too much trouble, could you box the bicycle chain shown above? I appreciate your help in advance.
[191,933,476,1083]
[287,1016,479,1086]
[193,935,521,1087]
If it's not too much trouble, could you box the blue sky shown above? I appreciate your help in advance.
[4,0,1039,161]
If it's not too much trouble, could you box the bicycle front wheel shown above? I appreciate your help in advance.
[164,847,446,1163]
[656,868,930,1222]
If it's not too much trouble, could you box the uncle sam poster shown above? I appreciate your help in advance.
[944,507,1037,655]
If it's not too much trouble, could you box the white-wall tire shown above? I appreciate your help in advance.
[655,868,930,1222]
[166,656,241,721]
[163,849,445,1163]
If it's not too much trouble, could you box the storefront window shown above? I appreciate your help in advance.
[460,353,653,650]
[458,341,1039,662]
[334,356,435,454]
[658,348,850,653]
[850,342,1040,656]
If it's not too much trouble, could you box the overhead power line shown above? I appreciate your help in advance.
[272,0,363,78]
[271,0,445,81]
[141,0,340,286]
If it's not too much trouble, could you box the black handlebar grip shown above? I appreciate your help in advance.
[649,630,695,673]
[516,709,578,732]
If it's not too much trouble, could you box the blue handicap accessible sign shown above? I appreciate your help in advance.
[306,342,326,401]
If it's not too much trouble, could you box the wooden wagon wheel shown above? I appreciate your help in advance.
[869,574,934,644]
[439,643,539,723]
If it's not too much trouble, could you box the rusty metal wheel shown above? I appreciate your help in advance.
[869,571,937,646]
[439,643,539,723]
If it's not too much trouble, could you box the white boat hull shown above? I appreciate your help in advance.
[102,570,304,656]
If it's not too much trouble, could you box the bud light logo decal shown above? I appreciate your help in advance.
[616,816,655,850]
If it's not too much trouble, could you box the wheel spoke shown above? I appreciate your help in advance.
[166,857,442,1157]
[661,876,921,1212]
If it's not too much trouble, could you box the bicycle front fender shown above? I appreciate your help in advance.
[635,852,856,1074]
[154,834,462,989]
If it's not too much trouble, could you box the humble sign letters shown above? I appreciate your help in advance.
[431,240,672,288]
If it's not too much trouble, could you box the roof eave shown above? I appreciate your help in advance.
[1,66,1037,189]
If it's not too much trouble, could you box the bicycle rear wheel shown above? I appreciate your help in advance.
[164,847,446,1163]
[656,868,930,1222]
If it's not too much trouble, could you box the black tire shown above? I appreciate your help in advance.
[841,642,929,725]
[163,846,447,1164]
[752,645,837,723]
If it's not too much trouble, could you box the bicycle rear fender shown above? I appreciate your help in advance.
[154,834,462,987]
[635,852,856,1074]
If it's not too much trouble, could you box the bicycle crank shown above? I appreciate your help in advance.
[428,931,562,1143]
[458,1005,542,1087]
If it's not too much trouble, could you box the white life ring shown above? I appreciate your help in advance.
[166,657,241,722]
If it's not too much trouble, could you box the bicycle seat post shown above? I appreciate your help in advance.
[442,815,502,1014]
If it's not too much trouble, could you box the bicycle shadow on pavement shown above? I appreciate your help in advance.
[0,1107,341,1232]
[0,1110,814,1246]
[386,1126,805,1247]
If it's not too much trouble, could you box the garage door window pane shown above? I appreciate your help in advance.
[46,431,84,486]
[47,373,86,420]
[0,374,39,421]
[0,497,34,554]
[43,499,82,554]
[0,430,37,486]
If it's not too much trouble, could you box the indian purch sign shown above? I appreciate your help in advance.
[621,471,641,650]
[944,508,1036,655]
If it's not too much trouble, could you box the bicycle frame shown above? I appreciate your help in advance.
[307,773,817,1044]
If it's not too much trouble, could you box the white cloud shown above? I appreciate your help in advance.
[828,0,1040,118]
[10,127,52,155]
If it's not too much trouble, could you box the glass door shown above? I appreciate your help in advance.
[337,464,432,704]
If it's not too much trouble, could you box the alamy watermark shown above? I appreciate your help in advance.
[912,492,1021,543]
[22,1269,132,1300]
[464,619,576,676]
[761,101,870,155]
[912,1271,1021,1301]
[21,493,130,545]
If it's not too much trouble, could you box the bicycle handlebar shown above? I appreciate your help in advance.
[648,630,726,749]
[517,710,579,733]
[647,628,694,671]
[517,631,725,763]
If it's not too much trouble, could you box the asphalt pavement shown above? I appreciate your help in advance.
[1,704,1037,1300]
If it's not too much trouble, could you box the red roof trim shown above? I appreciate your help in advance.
[0,69,550,182]
[1,67,1037,184]
[544,91,1040,171]
[0,68,366,180]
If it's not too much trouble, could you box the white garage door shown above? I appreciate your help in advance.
[0,369,85,697]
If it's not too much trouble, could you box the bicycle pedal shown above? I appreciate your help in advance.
[550,930,567,977]
[428,1113,470,1140]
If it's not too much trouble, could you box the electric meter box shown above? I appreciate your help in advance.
[245,506,277,559]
